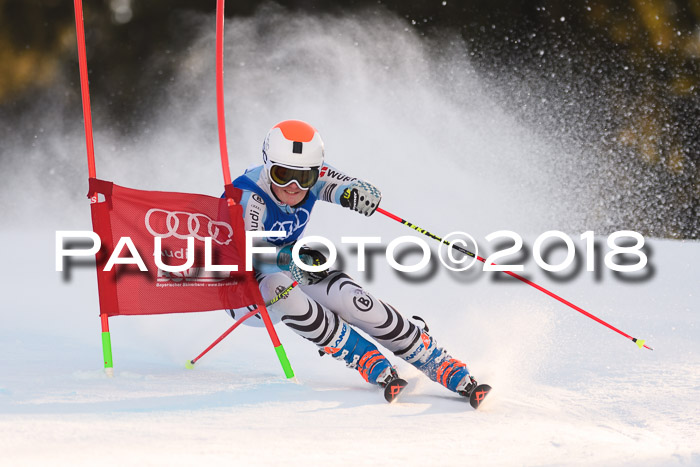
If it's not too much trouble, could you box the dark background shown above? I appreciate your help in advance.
[1,0,698,237]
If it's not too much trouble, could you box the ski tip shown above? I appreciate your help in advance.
[384,378,408,403]
[469,384,492,410]
[185,360,195,369]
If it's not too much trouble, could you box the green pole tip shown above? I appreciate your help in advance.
[185,360,195,369]
[101,331,113,369]
[274,345,295,379]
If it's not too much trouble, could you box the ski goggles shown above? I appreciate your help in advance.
[268,164,320,190]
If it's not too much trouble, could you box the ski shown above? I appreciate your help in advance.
[383,378,408,403]
[468,383,492,409]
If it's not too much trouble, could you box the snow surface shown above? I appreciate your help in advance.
[2,231,698,466]
[2,8,699,467]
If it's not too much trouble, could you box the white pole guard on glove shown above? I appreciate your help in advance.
[340,180,382,216]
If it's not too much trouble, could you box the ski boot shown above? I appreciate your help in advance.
[322,322,395,386]
[400,326,473,393]
[321,322,408,402]
[400,322,490,408]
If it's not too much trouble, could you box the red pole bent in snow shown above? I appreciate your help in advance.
[188,308,260,367]
[376,207,653,351]
[187,281,298,367]
[214,0,295,378]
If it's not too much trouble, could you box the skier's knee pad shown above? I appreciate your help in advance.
[333,284,387,328]
[259,272,292,301]
[341,289,388,328]
[259,272,307,320]
[303,271,385,327]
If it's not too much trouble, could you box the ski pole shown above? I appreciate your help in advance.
[186,281,299,368]
[376,207,653,351]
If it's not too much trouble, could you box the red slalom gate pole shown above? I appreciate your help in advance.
[187,308,259,368]
[215,0,232,187]
[186,282,299,368]
[214,0,294,378]
[376,207,653,351]
[73,0,96,180]
[73,0,114,375]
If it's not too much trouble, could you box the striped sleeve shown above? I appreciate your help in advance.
[313,164,358,205]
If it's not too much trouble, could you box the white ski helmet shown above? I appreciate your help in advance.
[263,120,325,189]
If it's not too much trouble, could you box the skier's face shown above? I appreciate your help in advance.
[271,182,307,206]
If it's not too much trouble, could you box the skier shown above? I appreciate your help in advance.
[229,119,479,401]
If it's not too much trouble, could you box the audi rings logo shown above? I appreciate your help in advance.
[144,209,234,245]
[269,208,311,242]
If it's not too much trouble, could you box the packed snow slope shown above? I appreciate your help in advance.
[1,7,699,467]
[1,231,698,466]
